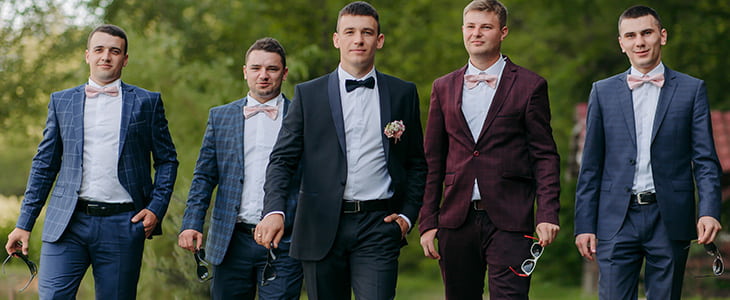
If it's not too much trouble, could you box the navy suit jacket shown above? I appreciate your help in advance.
[575,67,722,241]
[181,96,298,265]
[263,70,427,261]
[17,82,178,242]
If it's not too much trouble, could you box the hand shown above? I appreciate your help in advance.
[131,209,158,238]
[535,222,560,247]
[255,214,284,249]
[419,228,440,259]
[178,229,204,252]
[697,216,722,244]
[5,228,31,256]
[383,213,408,239]
[575,233,597,261]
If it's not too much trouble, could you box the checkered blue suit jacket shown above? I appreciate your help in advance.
[16,82,178,242]
[181,96,298,265]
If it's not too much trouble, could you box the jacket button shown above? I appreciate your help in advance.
[629,159,636,165]
[473,151,480,157]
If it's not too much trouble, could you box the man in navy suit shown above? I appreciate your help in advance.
[178,37,302,299]
[575,6,722,300]
[255,2,427,299]
[419,1,561,299]
[4,24,178,299]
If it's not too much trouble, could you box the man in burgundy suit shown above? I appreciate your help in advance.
[418,0,561,299]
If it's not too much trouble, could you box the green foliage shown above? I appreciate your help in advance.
[3,0,730,298]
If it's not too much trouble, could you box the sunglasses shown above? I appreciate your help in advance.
[261,244,277,286]
[2,251,38,292]
[193,248,213,282]
[696,242,724,278]
[509,235,543,277]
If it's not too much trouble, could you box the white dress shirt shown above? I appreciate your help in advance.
[462,56,506,200]
[79,79,133,203]
[338,66,393,201]
[631,63,664,194]
[239,94,283,224]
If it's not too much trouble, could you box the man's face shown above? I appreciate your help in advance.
[85,32,128,85]
[333,14,384,75]
[462,10,508,59]
[618,15,667,74]
[244,50,288,103]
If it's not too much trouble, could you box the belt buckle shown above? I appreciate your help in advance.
[85,203,100,215]
[343,201,360,214]
[636,193,651,205]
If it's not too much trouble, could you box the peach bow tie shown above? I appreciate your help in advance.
[85,85,119,98]
[627,73,665,90]
[244,105,278,120]
[464,74,498,89]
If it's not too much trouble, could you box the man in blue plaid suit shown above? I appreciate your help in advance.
[5,24,178,299]
[178,37,303,299]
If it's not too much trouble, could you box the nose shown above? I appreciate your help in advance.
[100,49,111,62]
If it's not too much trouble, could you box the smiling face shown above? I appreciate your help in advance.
[618,14,667,74]
[244,50,288,103]
[85,32,128,85]
[462,10,508,62]
[333,14,384,78]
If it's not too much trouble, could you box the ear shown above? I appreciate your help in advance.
[85,49,90,64]
[282,67,289,81]
[243,65,248,80]
[500,26,509,41]
[121,53,129,67]
[660,28,668,46]
[376,33,385,49]
[333,32,340,49]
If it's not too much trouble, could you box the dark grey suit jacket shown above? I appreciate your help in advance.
[263,70,427,261]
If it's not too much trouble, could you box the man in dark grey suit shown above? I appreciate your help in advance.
[255,2,427,299]
[575,6,722,300]
[178,37,302,299]
[5,24,178,299]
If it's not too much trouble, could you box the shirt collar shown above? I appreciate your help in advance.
[88,78,121,89]
[466,55,506,75]
[246,93,283,107]
[338,65,377,82]
[630,62,665,77]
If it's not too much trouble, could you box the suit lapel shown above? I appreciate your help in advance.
[376,72,391,160]
[476,59,515,143]
[72,85,86,156]
[651,68,677,142]
[327,71,347,156]
[617,71,637,147]
[118,82,135,156]
[451,66,476,147]
[235,98,247,169]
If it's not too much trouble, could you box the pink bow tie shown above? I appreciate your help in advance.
[85,85,119,98]
[464,74,498,89]
[627,73,665,90]
[244,105,278,120]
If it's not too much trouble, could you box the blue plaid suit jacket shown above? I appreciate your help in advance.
[16,82,179,242]
[181,96,298,265]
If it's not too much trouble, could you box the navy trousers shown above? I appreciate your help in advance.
[302,211,402,300]
[210,228,302,300]
[39,210,145,300]
[596,200,690,300]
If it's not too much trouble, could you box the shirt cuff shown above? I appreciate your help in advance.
[263,211,285,222]
[399,214,412,231]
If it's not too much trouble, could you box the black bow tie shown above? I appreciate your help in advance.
[345,77,375,92]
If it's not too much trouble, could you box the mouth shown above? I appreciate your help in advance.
[634,49,650,56]
[470,40,485,46]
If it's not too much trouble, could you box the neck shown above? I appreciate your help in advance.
[469,53,501,71]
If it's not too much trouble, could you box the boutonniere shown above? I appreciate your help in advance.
[384,120,405,144]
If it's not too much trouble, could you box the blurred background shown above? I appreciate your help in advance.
[1,0,729,299]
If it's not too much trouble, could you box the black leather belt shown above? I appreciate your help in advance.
[76,200,136,216]
[235,223,256,235]
[342,199,390,213]
[631,192,656,205]
[471,200,486,211]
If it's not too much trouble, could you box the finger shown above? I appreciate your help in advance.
[273,229,284,249]
[21,238,29,255]
[196,235,203,250]
[383,213,398,223]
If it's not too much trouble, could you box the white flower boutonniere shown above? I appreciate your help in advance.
[384,120,405,144]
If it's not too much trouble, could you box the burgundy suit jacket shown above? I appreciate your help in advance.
[419,57,560,234]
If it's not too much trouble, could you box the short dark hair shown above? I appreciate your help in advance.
[464,0,508,28]
[618,5,663,33]
[88,24,128,54]
[245,37,287,68]
[337,1,380,34]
